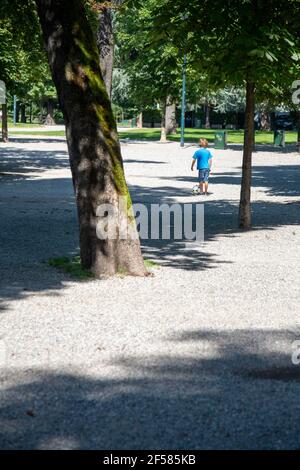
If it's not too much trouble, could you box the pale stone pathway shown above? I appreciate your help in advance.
[0,136,299,449]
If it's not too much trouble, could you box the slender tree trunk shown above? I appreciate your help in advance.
[239,81,255,229]
[165,100,177,135]
[297,112,300,153]
[44,99,56,125]
[260,109,271,131]
[35,0,147,277]
[205,102,211,129]
[16,101,20,123]
[96,6,114,98]
[160,98,177,141]
[160,100,167,142]
[20,103,26,123]
[137,112,143,129]
[39,101,43,123]
[1,103,8,142]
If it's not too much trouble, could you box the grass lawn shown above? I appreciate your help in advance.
[9,130,66,136]
[8,122,46,128]
[119,128,298,145]
[8,127,298,145]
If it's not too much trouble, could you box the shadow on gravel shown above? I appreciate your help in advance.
[124,159,167,165]
[159,164,300,199]
[1,328,300,449]
[0,178,78,312]
[8,138,66,145]
[0,146,69,176]
[227,144,298,153]
[130,172,300,270]
[0,144,299,309]
[208,165,300,198]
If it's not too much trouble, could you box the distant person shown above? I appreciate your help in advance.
[191,138,213,195]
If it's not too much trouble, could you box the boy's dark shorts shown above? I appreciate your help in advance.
[198,169,210,182]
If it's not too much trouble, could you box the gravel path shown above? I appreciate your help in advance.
[0,137,300,450]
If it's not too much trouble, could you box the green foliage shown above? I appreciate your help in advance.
[0,0,51,98]
[150,0,300,103]
[114,0,183,109]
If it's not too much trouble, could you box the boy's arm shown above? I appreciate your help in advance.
[209,152,213,171]
[191,152,197,171]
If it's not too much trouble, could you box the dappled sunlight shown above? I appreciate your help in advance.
[1,327,300,449]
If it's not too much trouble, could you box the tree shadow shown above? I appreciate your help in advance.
[209,165,300,198]
[124,159,167,165]
[227,144,299,153]
[8,137,67,145]
[1,328,300,449]
[129,178,299,270]
[0,146,69,176]
[0,173,78,312]
[158,164,300,198]
[0,143,299,310]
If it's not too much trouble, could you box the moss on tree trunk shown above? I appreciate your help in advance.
[35,0,147,277]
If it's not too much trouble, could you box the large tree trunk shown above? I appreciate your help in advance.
[35,0,147,277]
[96,6,114,98]
[239,81,255,229]
[1,103,8,142]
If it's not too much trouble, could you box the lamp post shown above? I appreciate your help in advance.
[0,80,8,142]
[180,54,187,148]
[13,95,17,125]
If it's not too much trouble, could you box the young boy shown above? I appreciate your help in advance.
[191,138,213,195]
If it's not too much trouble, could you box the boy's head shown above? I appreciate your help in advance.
[199,138,208,148]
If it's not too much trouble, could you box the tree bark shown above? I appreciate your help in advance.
[1,103,8,142]
[35,0,147,277]
[297,112,300,153]
[165,100,177,135]
[260,109,271,131]
[20,103,26,123]
[16,101,20,123]
[160,99,167,142]
[44,99,56,125]
[137,112,143,129]
[205,102,211,129]
[96,6,114,98]
[239,81,255,229]
[160,98,177,141]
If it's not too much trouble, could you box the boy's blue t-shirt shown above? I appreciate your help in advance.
[193,148,213,170]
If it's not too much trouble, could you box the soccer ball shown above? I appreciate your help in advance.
[192,185,199,195]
